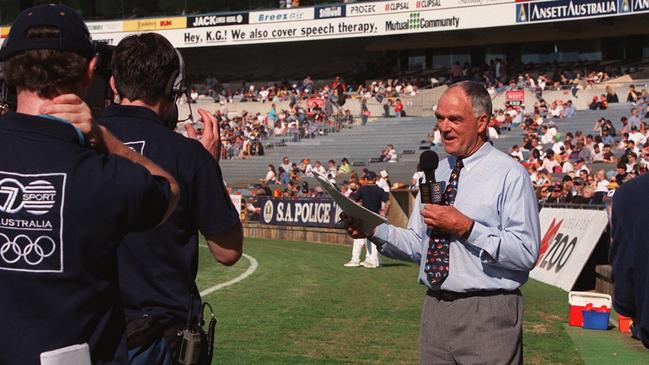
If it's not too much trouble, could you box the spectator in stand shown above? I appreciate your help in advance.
[626,152,640,173]
[602,144,616,163]
[627,84,639,103]
[361,98,370,126]
[540,125,555,145]
[593,169,609,204]
[379,144,397,162]
[263,164,277,184]
[541,149,560,173]
[327,160,337,181]
[629,126,646,146]
[377,170,391,193]
[394,98,404,118]
[338,157,352,175]
[268,103,277,123]
[280,156,292,172]
[302,158,314,176]
[411,163,425,189]
[592,144,606,162]
[606,85,619,103]
[629,107,643,131]
[510,144,524,161]
[278,166,290,185]
[312,160,326,176]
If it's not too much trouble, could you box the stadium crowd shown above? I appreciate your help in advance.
[191,75,424,105]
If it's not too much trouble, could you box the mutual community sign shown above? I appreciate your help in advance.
[3,0,646,48]
[530,208,608,291]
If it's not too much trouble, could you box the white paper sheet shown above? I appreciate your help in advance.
[313,173,387,234]
[40,343,91,365]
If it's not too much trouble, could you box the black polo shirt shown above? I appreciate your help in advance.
[351,184,389,214]
[99,105,240,326]
[0,112,171,364]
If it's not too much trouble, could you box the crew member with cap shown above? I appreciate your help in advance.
[0,5,180,364]
[99,33,243,364]
[343,171,389,269]
[343,81,540,363]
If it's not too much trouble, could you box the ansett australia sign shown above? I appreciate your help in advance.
[517,0,618,22]
[259,198,343,228]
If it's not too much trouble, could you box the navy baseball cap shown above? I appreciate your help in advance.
[0,4,95,61]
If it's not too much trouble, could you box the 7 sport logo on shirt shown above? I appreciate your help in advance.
[0,171,66,273]
[0,178,57,215]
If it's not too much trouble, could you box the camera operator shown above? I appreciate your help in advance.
[99,33,243,364]
[0,5,180,364]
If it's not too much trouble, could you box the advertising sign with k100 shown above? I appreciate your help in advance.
[0,171,66,273]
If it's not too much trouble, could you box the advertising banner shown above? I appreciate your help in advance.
[506,90,525,107]
[1,0,640,49]
[530,208,608,291]
[259,197,343,228]
[86,21,123,34]
[160,3,512,48]
[230,195,242,217]
[517,0,620,23]
[250,8,314,23]
[187,12,249,28]
[123,17,187,31]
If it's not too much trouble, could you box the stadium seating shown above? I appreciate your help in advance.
[220,102,634,187]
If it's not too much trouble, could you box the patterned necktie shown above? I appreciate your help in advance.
[424,158,464,287]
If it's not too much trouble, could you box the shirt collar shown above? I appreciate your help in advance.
[448,142,494,172]
[0,112,81,144]
[101,104,162,125]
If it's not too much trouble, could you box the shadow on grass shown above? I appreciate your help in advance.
[380,263,409,267]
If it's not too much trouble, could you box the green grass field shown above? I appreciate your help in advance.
[197,238,649,364]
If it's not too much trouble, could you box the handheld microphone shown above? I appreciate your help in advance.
[419,151,446,204]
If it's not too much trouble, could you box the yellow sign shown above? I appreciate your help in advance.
[1,27,10,39]
[122,17,186,31]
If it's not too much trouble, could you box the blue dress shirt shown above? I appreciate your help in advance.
[371,142,541,292]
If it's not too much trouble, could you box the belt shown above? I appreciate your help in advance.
[426,288,520,301]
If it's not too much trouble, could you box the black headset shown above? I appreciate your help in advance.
[163,49,192,129]
[166,48,186,101]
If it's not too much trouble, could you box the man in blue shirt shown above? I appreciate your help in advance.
[344,81,540,364]
[100,33,243,364]
[0,5,180,364]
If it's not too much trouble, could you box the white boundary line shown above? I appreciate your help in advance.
[198,245,258,297]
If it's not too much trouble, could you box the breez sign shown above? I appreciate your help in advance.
[530,208,608,291]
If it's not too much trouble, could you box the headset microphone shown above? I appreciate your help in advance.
[163,48,193,129]
[419,151,445,204]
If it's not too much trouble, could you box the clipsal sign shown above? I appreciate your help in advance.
[416,0,442,8]
[385,1,411,11]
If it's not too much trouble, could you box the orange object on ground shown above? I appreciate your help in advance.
[618,315,633,333]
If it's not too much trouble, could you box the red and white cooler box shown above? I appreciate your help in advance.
[568,291,611,328]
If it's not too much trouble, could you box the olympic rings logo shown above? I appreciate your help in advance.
[0,233,56,266]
